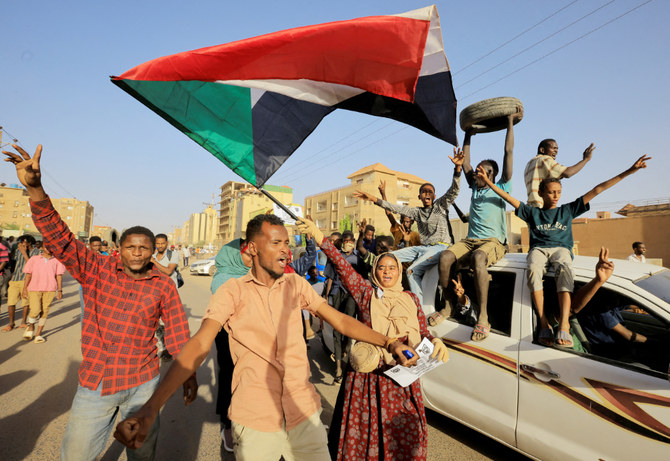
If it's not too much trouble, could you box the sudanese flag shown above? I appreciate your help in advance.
[111,5,457,187]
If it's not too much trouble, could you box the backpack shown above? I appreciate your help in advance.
[166,249,185,288]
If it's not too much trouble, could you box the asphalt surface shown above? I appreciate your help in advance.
[0,268,528,461]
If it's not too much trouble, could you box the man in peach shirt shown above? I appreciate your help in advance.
[114,214,418,460]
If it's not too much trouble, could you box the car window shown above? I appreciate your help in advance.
[445,269,515,336]
[571,283,670,379]
[634,269,670,304]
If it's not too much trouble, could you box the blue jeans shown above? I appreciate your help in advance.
[61,376,160,461]
[392,244,448,304]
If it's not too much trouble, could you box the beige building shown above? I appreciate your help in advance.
[187,206,218,247]
[304,163,428,235]
[0,185,94,239]
[218,181,297,244]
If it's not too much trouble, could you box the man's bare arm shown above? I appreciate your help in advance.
[462,131,475,187]
[582,155,651,204]
[501,107,521,182]
[314,301,418,365]
[571,247,614,315]
[474,166,521,209]
[152,259,177,276]
[561,143,595,178]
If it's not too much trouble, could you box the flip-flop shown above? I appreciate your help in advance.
[555,329,574,348]
[538,327,554,347]
[428,311,444,327]
[23,329,34,341]
[34,335,45,344]
[471,323,491,342]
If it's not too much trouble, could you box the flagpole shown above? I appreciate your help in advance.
[257,187,302,221]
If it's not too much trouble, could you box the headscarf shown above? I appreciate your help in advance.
[210,238,251,294]
[369,252,422,364]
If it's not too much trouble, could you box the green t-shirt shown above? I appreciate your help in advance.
[516,197,589,254]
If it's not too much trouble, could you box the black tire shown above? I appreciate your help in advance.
[459,97,523,133]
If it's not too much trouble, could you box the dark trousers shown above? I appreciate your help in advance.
[214,328,234,428]
[331,291,357,361]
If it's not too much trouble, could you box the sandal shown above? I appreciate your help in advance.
[538,327,554,347]
[23,329,34,341]
[428,311,444,327]
[471,323,490,342]
[555,329,574,348]
[34,335,45,344]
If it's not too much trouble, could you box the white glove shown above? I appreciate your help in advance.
[295,218,324,244]
[431,338,449,363]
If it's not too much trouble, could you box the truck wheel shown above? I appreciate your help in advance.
[459,97,523,133]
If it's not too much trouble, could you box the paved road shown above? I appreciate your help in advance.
[0,269,527,461]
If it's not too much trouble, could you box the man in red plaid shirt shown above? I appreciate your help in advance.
[3,144,197,461]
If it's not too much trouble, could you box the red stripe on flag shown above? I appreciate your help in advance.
[116,15,430,103]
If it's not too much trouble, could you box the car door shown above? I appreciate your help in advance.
[422,265,524,448]
[516,275,670,461]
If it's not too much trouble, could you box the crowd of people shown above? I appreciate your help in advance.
[0,123,654,461]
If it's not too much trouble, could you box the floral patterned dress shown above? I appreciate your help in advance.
[321,239,433,461]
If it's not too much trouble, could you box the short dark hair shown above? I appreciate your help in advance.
[246,214,285,242]
[632,241,644,250]
[155,233,168,240]
[480,159,499,180]
[330,231,342,238]
[120,226,155,247]
[18,235,36,246]
[538,138,556,155]
[539,177,561,194]
[89,236,102,244]
[364,225,375,233]
[419,183,435,194]
[376,235,395,249]
[342,230,355,241]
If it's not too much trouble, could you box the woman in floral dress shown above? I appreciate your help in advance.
[316,236,449,460]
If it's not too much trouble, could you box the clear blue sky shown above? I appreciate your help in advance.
[2,0,668,234]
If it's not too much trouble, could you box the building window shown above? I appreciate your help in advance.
[14,201,19,207]
[316,218,326,229]
[344,195,358,207]
[397,180,410,189]
[316,201,327,212]
[331,202,338,210]
[331,221,337,229]
[397,200,409,207]
[12,211,17,218]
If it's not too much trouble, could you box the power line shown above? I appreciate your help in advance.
[459,0,654,100]
[455,0,616,89]
[454,0,581,76]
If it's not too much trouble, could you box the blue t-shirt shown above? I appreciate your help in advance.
[578,306,624,345]
[467,180,511,243]
[516,197,589,253]
[324,251,362,295]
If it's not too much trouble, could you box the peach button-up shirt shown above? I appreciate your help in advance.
[204,270,324,432]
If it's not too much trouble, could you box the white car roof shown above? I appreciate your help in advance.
[495,253,668,282]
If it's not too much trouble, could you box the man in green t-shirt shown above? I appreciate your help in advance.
[474,154,651,348]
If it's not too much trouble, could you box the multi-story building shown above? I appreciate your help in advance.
[304,163,428,235]
[0,184,93,239]
[218,181,296,244]
[186,206,218,247]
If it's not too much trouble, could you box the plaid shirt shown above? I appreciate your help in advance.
[31,197,191,395]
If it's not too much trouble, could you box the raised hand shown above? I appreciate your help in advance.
[357,218,367,234]
[296,217,324,243]
[583,143,596,161]
[474,165,491,184]
[378,180,387,199]
[449,148,465,168]
[508,105,523,121]
[451,274,464,299]
[353,190,376,202]
[630,154,652,172]
[2,144,43,189]
[595,247,614,284]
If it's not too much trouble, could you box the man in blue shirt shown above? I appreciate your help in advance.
[435,108,520,341]
[474,154,651,347]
